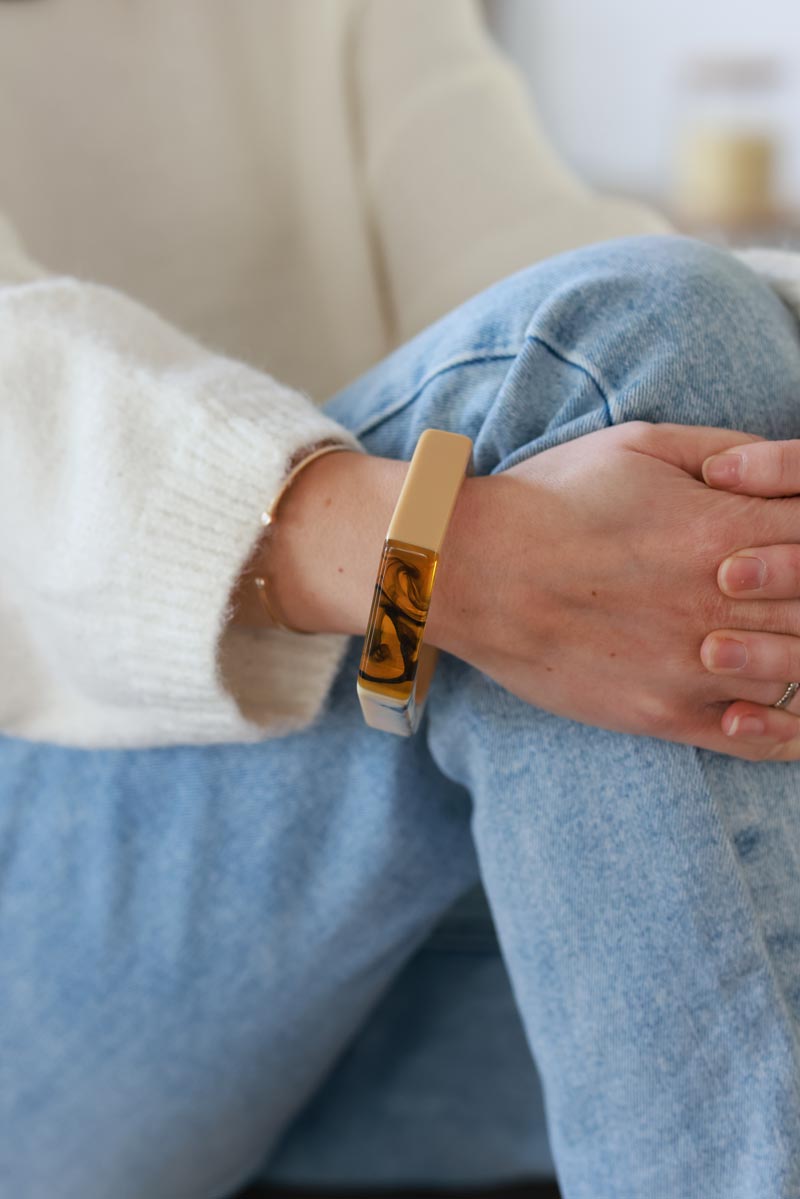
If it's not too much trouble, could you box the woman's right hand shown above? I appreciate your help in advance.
[429,420,800,759]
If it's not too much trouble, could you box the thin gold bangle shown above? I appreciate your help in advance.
[253,440,353,634]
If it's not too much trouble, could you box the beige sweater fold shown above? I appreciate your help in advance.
[1,0,797,747]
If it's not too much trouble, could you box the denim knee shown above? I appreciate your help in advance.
[329,234,800,471]
[516,234,800,437]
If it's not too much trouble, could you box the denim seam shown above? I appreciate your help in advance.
[526,331,616,426]
[695,755,800,1138]
[524,329,800,1154]
[531,318,800,1141]
[351,346,522,438]
[673,756,800,1165]
[619,746,800,1166]
[525,322,800,1147]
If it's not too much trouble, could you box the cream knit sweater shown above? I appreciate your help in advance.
[1,0,797,747]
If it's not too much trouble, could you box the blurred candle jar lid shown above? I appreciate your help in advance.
[673,56,782,230]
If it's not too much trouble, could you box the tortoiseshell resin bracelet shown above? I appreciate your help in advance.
[357,430,472,736]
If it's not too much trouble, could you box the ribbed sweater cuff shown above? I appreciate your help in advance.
[116,407,361,744]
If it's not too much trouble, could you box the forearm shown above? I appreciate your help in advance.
[232,420,800,764]
[230,448,491,655]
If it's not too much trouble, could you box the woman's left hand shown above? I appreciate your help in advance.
[702,439,800,753]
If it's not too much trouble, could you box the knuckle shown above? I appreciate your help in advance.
[754,440,799,492]
[633,693,679,738]
[784,600,800,638]
[708,513,746,566]
[783,545,800,596]
[777,634,800,679]
[620,420,657,450]
[772,440,793,489]
[696,574,730,627]
[759,599,798,636]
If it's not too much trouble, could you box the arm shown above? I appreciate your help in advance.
[344,0,800,756]
[0,218,360,748]
[239,418,800,761]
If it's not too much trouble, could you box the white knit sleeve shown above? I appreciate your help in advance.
[0,239,361,748]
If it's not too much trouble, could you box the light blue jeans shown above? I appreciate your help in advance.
[2,237,800,1199]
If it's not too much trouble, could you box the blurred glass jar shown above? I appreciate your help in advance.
[674,56,782,230]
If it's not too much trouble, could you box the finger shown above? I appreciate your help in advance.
[627,422,763,478]
[697,635,800,717]
[718,700,800,761]
[680,703,800,761]
[703,438,800,496]
[732,681,800,715]
[701,627,800,681]
[716,545,800,599]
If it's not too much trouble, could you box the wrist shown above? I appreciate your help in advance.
[231,449,512,659]
[233,451,409,635]
[424,474,493,659]
[426,470,555,666]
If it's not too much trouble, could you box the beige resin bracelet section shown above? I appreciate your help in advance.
[357,428,473,736]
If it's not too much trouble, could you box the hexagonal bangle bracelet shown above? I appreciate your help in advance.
[357,429,473,736]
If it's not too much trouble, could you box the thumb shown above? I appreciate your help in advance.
[702,438,800,497]
[626,422,764,478]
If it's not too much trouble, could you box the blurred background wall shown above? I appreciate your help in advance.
[485,0,800,235]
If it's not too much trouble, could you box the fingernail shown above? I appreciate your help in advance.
[703,637,748,671]
[719,555,767,593]
[727,714,766,737]
[703,453,743,486]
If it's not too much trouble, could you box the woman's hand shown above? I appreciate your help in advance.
[699,438,800,755]
[233,423,800,760]
[430,421,800,759]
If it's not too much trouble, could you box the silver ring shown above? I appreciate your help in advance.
[773,682,800,710]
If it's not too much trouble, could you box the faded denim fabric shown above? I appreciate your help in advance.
[2,237,800,1199]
